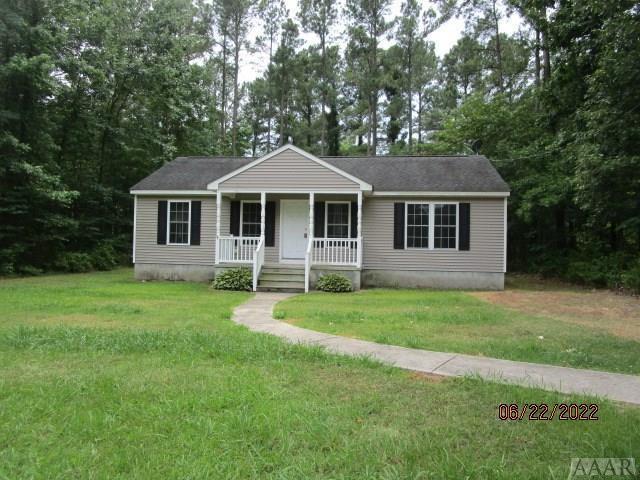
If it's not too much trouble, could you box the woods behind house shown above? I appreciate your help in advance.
[1,0,638,290]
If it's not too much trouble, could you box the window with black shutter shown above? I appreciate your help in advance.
[325,202,350,238]
[393,203,405,249]
[314,202,325,238]
[190,201,201,246]
[157,200,167,245]
[265,201,276,246]
[458,203,470,250]
[167,201,190,245]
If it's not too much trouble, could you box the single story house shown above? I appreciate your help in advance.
[130,144,509,292]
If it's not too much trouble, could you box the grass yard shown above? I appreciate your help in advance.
[1,270,639,478]
[275,280,640,375]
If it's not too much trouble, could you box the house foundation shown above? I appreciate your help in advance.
[361,269,504,290]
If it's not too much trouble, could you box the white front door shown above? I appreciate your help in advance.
[280,200,308,261]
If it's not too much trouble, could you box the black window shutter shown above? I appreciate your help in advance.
[230,201,240,236]
[350,202,358,238]
[265,201,276,246]
[459,203,470,250]
[190,201,201,245]
[314,201,325,238]
[157,200,167,245]
[393,202,405,249]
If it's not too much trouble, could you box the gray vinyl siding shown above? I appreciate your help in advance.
[135,196,216,265]
[135,195,505,273]
[220,150,359,191]
[362,197,505,273]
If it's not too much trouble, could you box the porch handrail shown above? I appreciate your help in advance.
[218,235,260,263]
[304,237,313,293]
[252,236,265,292]
[311,237,360,266]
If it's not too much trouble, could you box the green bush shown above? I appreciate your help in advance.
[316,273,352,293]
[16,265,43,276]
[54,252,93,273]
[565,253,625,288]
[48,239,126,274]
[621,261,640,294]
[213,267,252,291]
[89,242,120,271]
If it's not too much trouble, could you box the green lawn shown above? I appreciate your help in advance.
[275,289,640,375]
[1,270,639,478]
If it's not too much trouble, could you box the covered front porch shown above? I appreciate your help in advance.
[214,191,363,292]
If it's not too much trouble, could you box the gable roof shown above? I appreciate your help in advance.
[208,144,372,191]
[131,151,509,194]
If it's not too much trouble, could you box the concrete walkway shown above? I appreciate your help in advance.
[233,293,640,405]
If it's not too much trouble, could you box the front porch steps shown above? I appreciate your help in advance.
[257,264,305,292]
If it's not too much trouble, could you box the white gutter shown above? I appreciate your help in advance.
[370,191,510,198]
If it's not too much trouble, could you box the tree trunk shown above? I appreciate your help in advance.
[306,101,312,147]
[231,18,240,156]
[542,32,551,81]
[407,47,413,152]
[555,206,566,249]
[535,28,541,87]
[371,32,378,156]
[279,87,286,146]
[320,32,327,155]
[417,90,422,144]
[266,33,274,152]
[492,0,503,92]
[367,99,372,155]
[251,124,257,157]
[221,32,228,145]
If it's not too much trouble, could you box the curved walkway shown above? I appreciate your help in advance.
[232,293,640,405]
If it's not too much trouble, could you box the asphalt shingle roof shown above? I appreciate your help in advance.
[131,154,509,193]
[322,155,509,192]
[131,156,254,191]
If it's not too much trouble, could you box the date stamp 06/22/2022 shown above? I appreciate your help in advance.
[497,403,599,421]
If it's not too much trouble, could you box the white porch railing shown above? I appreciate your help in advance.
[311,237,361,266]
[252,236,265,292]
[217,236,260,263]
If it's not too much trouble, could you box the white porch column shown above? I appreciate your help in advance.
[306,192,315,293]
[357,191,362,267]
[309,192,314,239]
[215,190,221,264]
[260,191,266,239]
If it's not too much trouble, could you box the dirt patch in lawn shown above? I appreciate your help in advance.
[407,371,447,383]
[471,289,640,341]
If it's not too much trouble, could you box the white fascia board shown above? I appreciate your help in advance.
[216,188,361,194]
[130,189,215,195]
[206,144,373,191]
[370,191,511,198]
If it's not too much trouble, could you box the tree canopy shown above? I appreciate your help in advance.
[1,0,638,290]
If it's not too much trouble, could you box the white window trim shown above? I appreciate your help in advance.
[405,201,459,250]
[324,201,351,239]
[240,200,261,237]
[405,201,431,250]
[167,200,191,246]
